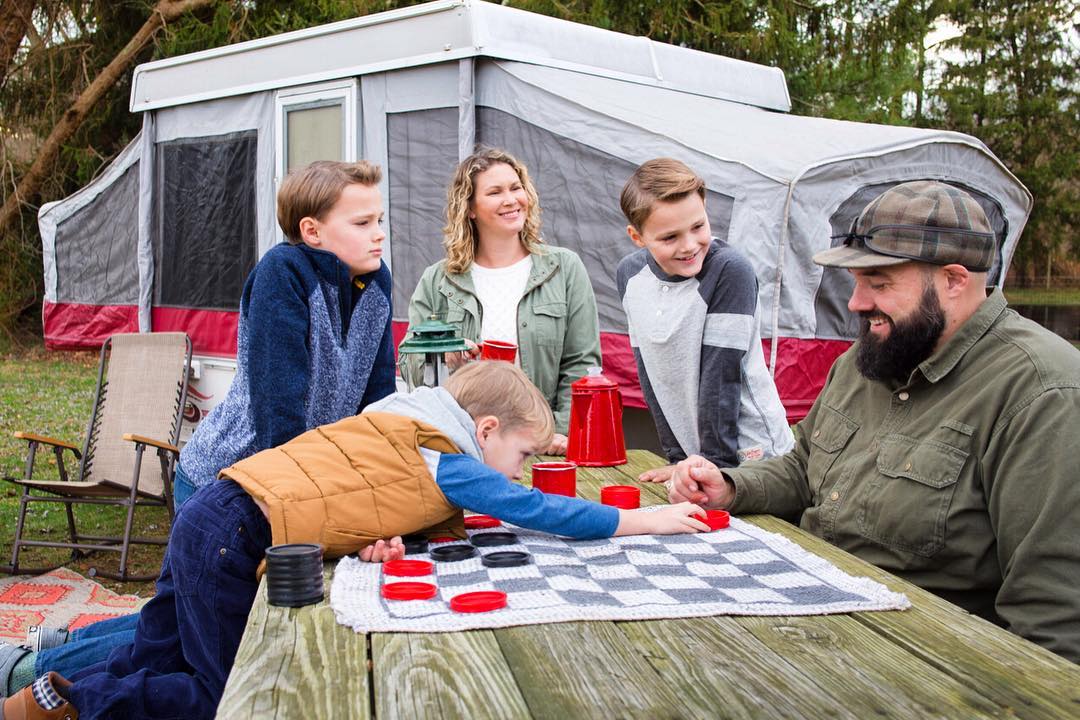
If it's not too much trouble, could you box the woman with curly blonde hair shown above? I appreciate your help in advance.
[403,147,601,454]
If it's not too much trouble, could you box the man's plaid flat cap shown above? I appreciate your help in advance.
[814,180,996,271]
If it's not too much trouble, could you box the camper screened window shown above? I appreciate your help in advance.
[153,131,258,310]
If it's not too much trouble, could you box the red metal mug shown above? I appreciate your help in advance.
[531,461,577,497]
[481,340,517,362]
[567,367,627,467]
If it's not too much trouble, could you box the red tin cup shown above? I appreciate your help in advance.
[531,461,577,497]
[481,340,517,362]
[600,485,640,509]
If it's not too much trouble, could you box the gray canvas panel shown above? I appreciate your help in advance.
[387,107,459,317]
[153,130,258,309]
[476,107,734,334]
[54,162,140,305]
[814,181,1008,340]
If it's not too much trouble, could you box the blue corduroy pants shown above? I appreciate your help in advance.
[67,481,270,719]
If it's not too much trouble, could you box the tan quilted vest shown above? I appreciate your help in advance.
[220,411,466,558]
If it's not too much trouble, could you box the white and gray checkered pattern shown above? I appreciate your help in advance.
[330,516,909,633]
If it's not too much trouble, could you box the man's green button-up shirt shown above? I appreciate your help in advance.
[726,290,1080,662]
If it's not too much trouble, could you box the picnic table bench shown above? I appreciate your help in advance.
[217,449,1080,719]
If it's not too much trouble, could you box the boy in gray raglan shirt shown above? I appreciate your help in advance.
[615,158,793,484]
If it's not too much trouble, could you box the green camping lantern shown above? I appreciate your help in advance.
[398,316,470,390]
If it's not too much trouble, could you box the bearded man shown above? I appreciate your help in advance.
[667,180,1080,663]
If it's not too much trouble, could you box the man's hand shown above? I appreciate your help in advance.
[359,536,406,562]
[545,433,569,456]
[638,464,675,483]
[666,455,736,509]
[614,502,709,536]
[444,339,480,371]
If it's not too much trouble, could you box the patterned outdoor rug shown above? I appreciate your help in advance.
[0,568,145,643]
[331,515,910,633]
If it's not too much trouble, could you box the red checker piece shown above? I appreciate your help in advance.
[694,509,731,531]
[429,536,461,544]
[600,485,640,509]
[450,591,507,613]
[381,582,437,601]
[383,560,434,577]
[464,514,502,529]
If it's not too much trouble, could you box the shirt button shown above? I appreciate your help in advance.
[448,291,454,297]
[813,430,821,438]
[521,322,527,328]
[829,491,839,501]
[904,462,912,471]
[898,392,909,401]
[662,286,670,293]
[457,299,463,305]
[220,548,227,556]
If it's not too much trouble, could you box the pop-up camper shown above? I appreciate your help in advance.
[38,0,1031,438]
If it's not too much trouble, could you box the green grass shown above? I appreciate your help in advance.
[1,348,163,596]
[1003,286,1080,306]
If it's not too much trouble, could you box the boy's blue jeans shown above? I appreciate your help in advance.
[35,463,199,679]
[66,480,270,719]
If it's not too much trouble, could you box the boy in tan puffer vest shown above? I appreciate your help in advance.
[6,361,706,720]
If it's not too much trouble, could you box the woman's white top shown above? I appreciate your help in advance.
[471,254,533,354]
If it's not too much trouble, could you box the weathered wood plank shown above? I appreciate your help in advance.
[750,514,1080,718]
[371,630,531,719]
[217,571,370,720]
[616,617,861,720]
[731,614,1010,719]
[494,621,705,719]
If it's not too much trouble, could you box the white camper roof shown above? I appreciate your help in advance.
[129,0,790,113]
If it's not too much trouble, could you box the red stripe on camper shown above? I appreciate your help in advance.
[763,337,851,423]
[151,307,239,356]
[601,333,851,423]
[42,302,139,350]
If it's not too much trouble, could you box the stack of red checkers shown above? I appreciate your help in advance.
[381,582,437,600]
[600,485,640,509]
[464,514,502,529]
[449,591,507,613]
[694,509,730,531]
[383,560,434,577]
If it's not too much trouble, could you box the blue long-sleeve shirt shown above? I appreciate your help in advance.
[431,453,620,539]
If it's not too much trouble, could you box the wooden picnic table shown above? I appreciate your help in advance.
[217,449,1080,719]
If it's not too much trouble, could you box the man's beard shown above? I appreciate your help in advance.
[855,282,946,383]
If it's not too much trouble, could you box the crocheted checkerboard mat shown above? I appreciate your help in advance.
[330,516,909,633]
[0,568,145,643]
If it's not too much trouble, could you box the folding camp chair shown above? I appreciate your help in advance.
[3,332,192,581]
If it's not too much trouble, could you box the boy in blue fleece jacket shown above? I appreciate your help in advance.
[4,362,707,720]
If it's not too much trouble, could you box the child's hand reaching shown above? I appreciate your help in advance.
[614,502,709,536]
[359,536,406,562]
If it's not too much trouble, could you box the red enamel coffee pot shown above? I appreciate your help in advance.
[567,367,627,467]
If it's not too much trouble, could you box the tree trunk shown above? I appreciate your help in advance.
[0,0,220,234]
[0,0,36,86]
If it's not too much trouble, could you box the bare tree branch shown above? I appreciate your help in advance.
[0,0,37,86]
[0,0,221,234]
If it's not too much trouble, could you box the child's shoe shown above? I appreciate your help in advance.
[0,673,77,720]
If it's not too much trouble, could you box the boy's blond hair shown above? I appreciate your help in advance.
[443,147,544,275]
[277,160,382,244]
[620,158,706,230]
[444,361,554,447]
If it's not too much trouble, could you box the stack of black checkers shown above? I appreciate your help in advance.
[265,543,324,608]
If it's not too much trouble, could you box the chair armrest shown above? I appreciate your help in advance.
[122,434,180,456]
[13,431,81,454]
